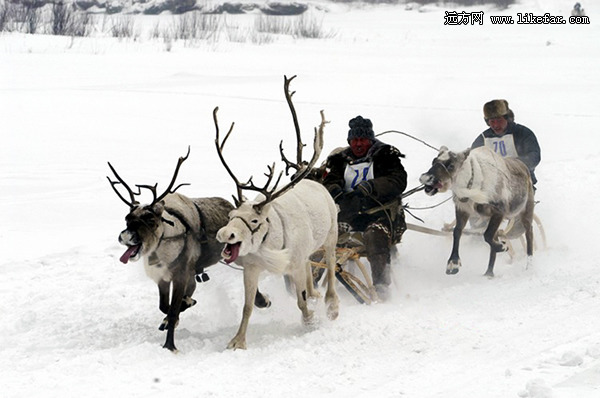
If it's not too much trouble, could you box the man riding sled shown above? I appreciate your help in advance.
[323,116,407,300]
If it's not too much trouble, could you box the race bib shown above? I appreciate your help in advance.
[484,134,518,158]
[344,161,374,192]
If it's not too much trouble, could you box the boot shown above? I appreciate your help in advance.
[367,253,391,287]
[363,226,392,297]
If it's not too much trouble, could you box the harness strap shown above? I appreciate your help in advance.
[231,216,262,234]
[157,205,205,243]
[458,157,475,203]
[193,202,209,245]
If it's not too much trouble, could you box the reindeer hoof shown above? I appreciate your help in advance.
[327,304,339,321]
[446,260,461,275]
[526,256,533,270]
[496,238,509,253]
[227,337,247,350]
[158,318,168,331]
[484,271,495,278]
[254,292,271,309]
[163,341,178,352]
[180,296,197,312]
[302,310,316,326]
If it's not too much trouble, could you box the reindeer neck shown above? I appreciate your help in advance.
[258,205,285,251]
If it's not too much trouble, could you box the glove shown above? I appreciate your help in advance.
[338,191,364,223]
[354,180,373,198]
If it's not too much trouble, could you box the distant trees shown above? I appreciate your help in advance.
[0,1,92,36]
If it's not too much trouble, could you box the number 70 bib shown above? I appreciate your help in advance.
[484,134,518,158]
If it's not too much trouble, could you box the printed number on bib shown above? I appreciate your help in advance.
[344,161,374,191]
[484,135,518,158]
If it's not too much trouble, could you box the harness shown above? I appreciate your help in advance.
[157,203,211,281]
[457,159,475,203]
[159,204,207,244]
[431,159,474,203]
[230,215,270,245]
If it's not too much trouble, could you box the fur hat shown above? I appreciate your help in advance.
[347,116,375,142]
[483,99,510,120]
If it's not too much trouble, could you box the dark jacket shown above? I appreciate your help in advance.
[471,122,541,184]
[323,140,407,227]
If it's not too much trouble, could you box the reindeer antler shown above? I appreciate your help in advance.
[213,76,327,213]
[107,147,191,208]
[137,146,191,205]
[107,163,141,209]
[214,107,284,207]
[254,109,326,212]
[279,75,306,176]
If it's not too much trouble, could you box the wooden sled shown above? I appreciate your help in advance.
[310,233,380,305]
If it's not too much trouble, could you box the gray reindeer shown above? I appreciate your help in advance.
[108,148,269,351]
[420,146,534,277]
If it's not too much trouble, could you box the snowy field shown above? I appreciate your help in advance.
[1,1,599,397]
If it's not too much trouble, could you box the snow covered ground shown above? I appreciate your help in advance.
[1,1,599,397]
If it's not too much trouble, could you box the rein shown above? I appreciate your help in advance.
[376,130,440,152]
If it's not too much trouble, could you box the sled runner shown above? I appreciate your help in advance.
[310,233,378,304]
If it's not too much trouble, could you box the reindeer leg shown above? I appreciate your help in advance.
[290,262,314,325]
[305,260,321,300]
[180,276,197,313]
[158,280,170,331]
[324,245,339,321]
[524,219,534,270]
[162,273,187,352]
[448,210,469,275]
[228,265,261,350]
[522,200,535,269]
[483,214,505,278]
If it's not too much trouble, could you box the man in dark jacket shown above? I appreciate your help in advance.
[323,116,407,299]
[472,99,541,185]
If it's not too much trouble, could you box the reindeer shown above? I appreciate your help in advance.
[419,146,534,277]
[107,148,269,352]
[213,75,340,350]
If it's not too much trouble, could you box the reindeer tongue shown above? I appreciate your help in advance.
[120,245,140,264]
[223,243,241,264]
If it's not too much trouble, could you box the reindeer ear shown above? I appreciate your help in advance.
[253,202,271,215]
[151,201,165,215]
[439,146,449,155]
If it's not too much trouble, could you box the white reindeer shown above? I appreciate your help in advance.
[213,76,339,350]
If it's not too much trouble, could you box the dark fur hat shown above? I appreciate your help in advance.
[347,116,375,142]
[483,99,510,120]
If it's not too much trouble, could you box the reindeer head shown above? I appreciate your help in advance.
[107,148,190,263]
[117,201,166,263]
[419,146,470,196]
[213,75,327,264]
[217,199,273,264]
